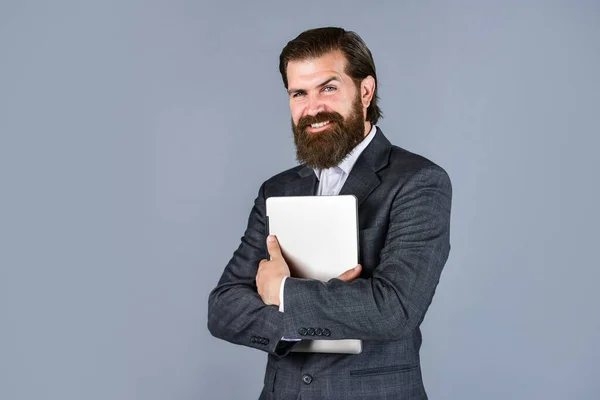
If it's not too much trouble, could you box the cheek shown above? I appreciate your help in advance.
[290,104,303,123]
[324,95,349,115]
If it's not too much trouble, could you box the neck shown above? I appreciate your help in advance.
[364,121,372,137]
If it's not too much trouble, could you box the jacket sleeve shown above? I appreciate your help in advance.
[207,182,294,356]
[281,165,452,341]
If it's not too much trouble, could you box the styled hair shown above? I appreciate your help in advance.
[279,27,382,124]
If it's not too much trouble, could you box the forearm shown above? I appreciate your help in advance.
[208,282,284,351]
[281,258,445,341]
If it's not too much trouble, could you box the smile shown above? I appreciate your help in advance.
[310,121,330,128]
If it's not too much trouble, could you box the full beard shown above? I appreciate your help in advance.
[292,94,366,170]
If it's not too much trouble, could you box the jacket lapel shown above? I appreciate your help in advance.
[285,166,318,196]
[337,157,381,207]
[338,127,391,207]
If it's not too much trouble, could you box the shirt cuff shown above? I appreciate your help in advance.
[278,276,287,312]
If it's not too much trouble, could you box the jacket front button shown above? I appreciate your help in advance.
[302,374,313,385]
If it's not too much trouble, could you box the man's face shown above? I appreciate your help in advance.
[287,51,369,169]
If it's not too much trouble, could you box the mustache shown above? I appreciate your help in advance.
[296,112,344,131]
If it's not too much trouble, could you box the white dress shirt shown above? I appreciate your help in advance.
[279,124,377,313]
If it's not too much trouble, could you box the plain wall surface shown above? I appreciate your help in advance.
[1,1,599,399]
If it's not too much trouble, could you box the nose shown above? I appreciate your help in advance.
[306,93,325,116]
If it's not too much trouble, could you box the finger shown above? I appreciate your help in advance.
[258,259,268,267]
[337,264,362,282]
[266,235,282,260]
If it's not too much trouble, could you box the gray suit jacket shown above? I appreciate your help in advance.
[208,128,452,400]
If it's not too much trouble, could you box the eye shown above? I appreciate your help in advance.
[323,86,336,92]
[292,91,305,98]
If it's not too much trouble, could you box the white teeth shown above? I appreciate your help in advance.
[310,121,330,128]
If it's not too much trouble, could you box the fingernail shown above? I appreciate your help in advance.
[354,265,360,270]
[267,235,275,243]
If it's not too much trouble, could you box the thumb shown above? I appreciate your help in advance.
[266,235,282,260]
[337,264,362,282]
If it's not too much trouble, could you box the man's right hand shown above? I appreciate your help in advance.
[336,264,362,282]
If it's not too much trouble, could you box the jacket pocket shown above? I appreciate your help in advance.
[349,363,419,377]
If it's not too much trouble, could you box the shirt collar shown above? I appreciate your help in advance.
[313,124,378,177]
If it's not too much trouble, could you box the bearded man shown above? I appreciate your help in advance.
[208,27,452,400]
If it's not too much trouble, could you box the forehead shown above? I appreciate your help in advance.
[286,51,351,88]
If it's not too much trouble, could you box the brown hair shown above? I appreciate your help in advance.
[279,27,382,124]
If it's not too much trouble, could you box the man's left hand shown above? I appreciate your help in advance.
[256,235,290,306]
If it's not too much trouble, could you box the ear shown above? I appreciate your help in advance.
[359,76,376,110]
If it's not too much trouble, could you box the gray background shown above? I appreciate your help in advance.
[1,1,599,399]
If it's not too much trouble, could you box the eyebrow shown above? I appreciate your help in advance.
[287,76,341,95]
